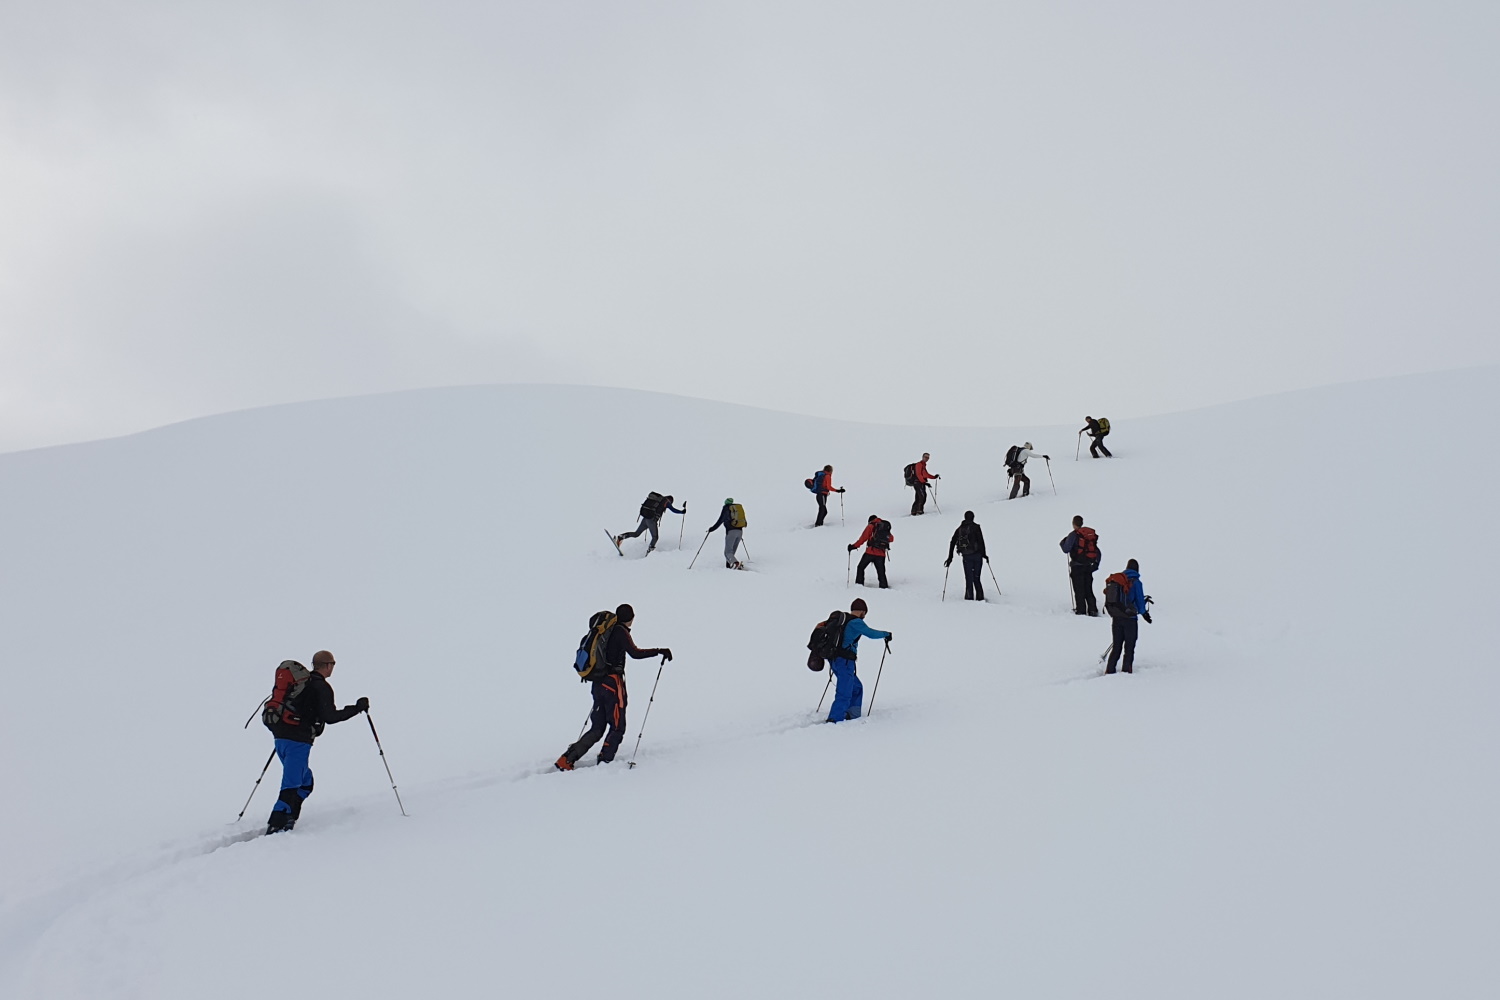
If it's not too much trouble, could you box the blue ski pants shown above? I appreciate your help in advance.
[827,656,863,723]
[269,738,315,830]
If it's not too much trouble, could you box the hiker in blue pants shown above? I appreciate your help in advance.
[827,597,891,723]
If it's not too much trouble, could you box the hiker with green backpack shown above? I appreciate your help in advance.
[1081,416,1113,458]
[704,498,749,569]
[556,604,673,770]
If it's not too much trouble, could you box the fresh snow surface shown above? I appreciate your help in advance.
[1,370,1497,998]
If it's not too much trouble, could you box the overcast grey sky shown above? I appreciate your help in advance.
[1,1,1496,451]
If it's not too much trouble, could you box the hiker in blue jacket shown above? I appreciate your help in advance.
[1104,559,1151,674]
[704,498,746,569]
[827,597,891,723]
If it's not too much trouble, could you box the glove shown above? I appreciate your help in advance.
[884,634,893,646]
[1145,595,1155,605]
[944,557,952,567]
[355,696,370,713]
[1142,612,1153,624]
[847,544,856,551]
[1043,455,1051,461]
[837,488,846,493]
[935,474,941,479]
[660,649,673,662]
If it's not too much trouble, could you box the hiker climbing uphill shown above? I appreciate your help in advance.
[1080,416,1113,458]
[806,465,844,527]
[945,511,988,601]
[849,514,894,588]
[557,604,672,770]
[615,493,685,554]
[705,498,748,569]
[1060,515,1102,615]
[1004,442,1047,499]
[904,453,940,516]
[262,650,368,834]
[1103,559,1151,674]
[823,597,891,723]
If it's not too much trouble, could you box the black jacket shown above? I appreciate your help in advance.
[601,624,666,677]
[948,521,986,560]
[270,672,363,744]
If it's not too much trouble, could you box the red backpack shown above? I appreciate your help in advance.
[1075,527,1100,565]
[261,660,312,729]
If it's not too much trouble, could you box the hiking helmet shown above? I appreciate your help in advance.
[615,603,635,622]
[850,598,869,614]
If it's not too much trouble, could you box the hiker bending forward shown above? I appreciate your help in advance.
[556,604,672,770]
[827,598,891,723]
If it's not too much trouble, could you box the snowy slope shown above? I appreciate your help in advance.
[1,369,1497,998]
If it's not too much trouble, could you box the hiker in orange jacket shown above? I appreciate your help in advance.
[908,453,940,515]
[848,515,893,588]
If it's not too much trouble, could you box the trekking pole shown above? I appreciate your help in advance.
[941,561,951,601]
[1076,429,1083,461]
[739,540,750,563]
[930,484,942,514]
[839,491,845,526]
[628,658,667,768]
[242,697,269,729]
[986,557,1002,596]
[678,507,686,549]
[846,548,852,588]
[234,749,277,822]
[366,712,408,817]
[867,642,890,716]
[687,531,709,570]
[816,672,833,713]
[1045,457,1057,495]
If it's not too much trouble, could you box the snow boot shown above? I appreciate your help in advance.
[554,755,574,772]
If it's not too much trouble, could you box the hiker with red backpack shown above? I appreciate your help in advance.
[263,650,368,834]
[616,493,685,554]
[806,465,845,527]
[848,514,894,588]
[945,510,988,600]
[1103,559,1151,674]
[1060,515,1102,616]
[904,453,940,516]
[556,603,673,770]
[822,597,891,723]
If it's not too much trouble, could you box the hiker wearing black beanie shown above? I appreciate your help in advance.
[556,604,673,770]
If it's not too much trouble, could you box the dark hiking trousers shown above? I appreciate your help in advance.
[856,552,889,588]
[911,482,927,515]
[1106,616,1138,674]
[815,493,829,526]
[1070,566,1098,615]
[1090,435,1112,458]
[1008,471,1030,499]
[619,516,661,549]
[564,675,629,764]
[962,551,985,600]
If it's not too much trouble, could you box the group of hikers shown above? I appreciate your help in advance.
[254,415,1139,831]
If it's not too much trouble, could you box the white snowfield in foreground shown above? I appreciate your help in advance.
[0,370,1495,998]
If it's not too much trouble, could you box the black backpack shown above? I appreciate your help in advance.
[1103,573,1132,619]
[806,610,849,670]
[903,463,918,487]
[1004,445,1021,472]
[639,492,667,519]
[955,520,979,554]
[870,519,892,550]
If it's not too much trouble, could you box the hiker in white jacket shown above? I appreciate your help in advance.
[1006,442,1049,499]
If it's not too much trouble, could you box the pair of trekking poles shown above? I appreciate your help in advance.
[940,557,1002,601]
[236,710,406,822]
[816,640,891,718]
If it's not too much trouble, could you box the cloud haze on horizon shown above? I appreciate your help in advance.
[1,1,1497,451]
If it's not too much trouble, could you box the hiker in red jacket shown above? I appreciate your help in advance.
[908,453,940,516]
[848,515,894,588]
